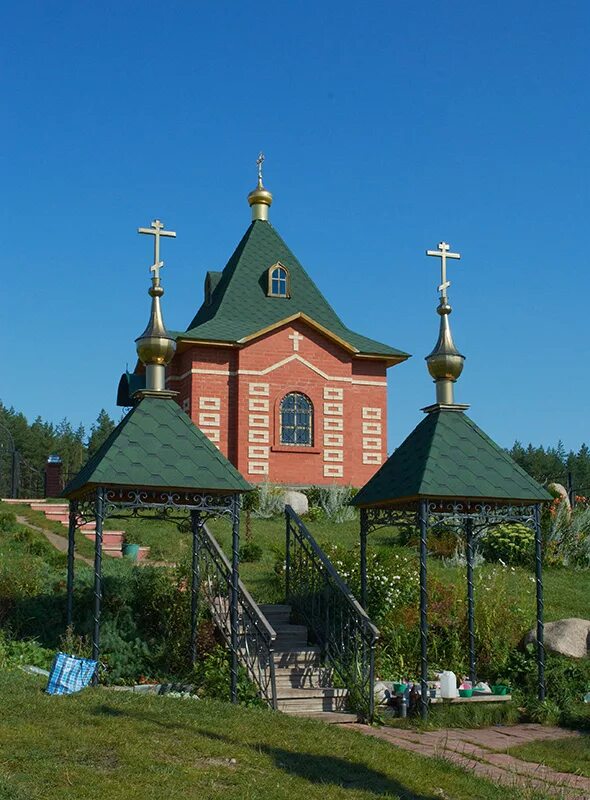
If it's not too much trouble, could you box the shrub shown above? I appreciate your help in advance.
[253,483,285,519]
[239,542,263,562]
[194,645,264,707]
[0,510,16,532]
[317,485,357,523]
[0,629,53,670]
[480,523,534,566]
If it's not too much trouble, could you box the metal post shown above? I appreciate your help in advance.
[66,501,77,628]
[230,494,240,704]
[360,508,368,610]
[190,510,201,665]
[369,640,376,722]
[533,504,545,700]
[91,488,104,684]
[418,499,429,719]
[464,517,476,684]
[285,507,291,602]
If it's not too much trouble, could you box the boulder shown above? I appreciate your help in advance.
[524,618,590,659]
[283,490,309,516]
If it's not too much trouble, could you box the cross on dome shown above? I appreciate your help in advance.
[256,152,265,186]
[138,219,177,282]
[426,241,461,302]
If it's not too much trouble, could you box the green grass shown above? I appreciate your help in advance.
[507,734,590,778]
[0,671,547,800]
[385,699,522,731]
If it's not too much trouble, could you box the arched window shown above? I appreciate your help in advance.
[268,263,289,297]
[280,392,313,446]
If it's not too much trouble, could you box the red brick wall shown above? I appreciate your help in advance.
[167,320,390,487]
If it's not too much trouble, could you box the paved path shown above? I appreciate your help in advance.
[16,515,93,566]
[345,723,589,799]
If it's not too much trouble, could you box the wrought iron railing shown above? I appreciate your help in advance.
[285,505,379,721]
[199,523,278,709]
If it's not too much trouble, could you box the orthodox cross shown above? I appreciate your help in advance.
[426,241,461,301]
[257,152,265,185]
[288,331,304,352]
[138,219,176,281]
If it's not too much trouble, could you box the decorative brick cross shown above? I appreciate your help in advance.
[288,331,304,351]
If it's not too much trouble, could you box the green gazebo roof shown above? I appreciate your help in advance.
[63,396,251,498]
[175,219,408,360]
[353,409,551,508]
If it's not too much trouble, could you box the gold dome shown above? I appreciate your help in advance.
[135,283,176,369]
[425,302,465,406]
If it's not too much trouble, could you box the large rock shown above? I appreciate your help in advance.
[524,618,590,659]
[283,490,309,516]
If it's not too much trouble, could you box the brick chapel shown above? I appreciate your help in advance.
[120,163,409,486]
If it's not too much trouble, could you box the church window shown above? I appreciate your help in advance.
[268,263,289,297]
[280,392,313,446]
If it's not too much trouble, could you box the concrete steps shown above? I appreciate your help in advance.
[9,499,150,561]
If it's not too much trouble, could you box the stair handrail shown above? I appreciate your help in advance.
[200,522,277,709]
[285,504,380,721]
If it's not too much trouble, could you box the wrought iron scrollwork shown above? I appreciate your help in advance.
[285,505,379,721]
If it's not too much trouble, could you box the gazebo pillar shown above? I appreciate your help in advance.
[418,499,429,719]
[91,488,105,681]
[190,510,201,665]
[230,495,240,703]
[359,508,368,609]
[534,504,545,700]
[66,500,77,627]
[464,517,476,684]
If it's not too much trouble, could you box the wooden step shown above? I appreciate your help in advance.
[276,687,348,713]
[258,604,292,625]
[274,647,322,670]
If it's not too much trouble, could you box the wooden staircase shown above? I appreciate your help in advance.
[258,603,356,723]
[3,499,149,560]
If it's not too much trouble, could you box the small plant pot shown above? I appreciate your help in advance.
[122,543,140,561]
[459,688,473,698]
[393,683,407,694]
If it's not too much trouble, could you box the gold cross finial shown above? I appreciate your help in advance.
[256,152,265,187]
[137,219,176,282]
[426,241,461,302]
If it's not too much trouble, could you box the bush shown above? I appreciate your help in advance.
[252,483,285,519]
[0,629,53,671]
[480,523,534,566]
[239,542,263,562]
[194,645,264,707]
[317,485,357,523]
[0,510,17,532]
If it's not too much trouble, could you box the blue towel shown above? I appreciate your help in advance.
[46,652,97,695]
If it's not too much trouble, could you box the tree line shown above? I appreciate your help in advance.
[0,401,116,479]
[1,399,589,493]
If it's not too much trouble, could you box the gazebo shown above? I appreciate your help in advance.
[62,220,251,700]
[353,242,551,718]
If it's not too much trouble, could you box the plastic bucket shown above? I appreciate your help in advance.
[122,543,140,560]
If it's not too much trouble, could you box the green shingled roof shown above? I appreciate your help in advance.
[353,409,551,508]
[63,396,251,497]
[177,220,408,359]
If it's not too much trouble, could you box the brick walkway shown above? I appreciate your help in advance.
[345,723,589,799]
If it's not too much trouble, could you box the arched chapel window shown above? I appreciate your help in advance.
[268,263,289,297]
[280,392,313,446]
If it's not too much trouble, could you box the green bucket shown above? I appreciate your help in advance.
[122,543,140,561]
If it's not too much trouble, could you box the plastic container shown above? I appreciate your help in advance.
[459,688,473,698]
[439,671,459,699]
[122,543,140,560]
[393,682,407,694]
[491,684,510,696]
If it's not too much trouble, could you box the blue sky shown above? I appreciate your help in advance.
[3,1,589,452]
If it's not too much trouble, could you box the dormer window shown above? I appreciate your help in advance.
[268,263,290,298]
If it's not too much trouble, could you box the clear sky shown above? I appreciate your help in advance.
[3,1,589,452]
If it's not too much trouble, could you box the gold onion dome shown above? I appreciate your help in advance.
[426,300,465,385]
[247,152,273,220]
[135,279,176,370]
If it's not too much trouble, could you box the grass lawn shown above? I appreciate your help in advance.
[507,734,590,778]
[0,671,543,800]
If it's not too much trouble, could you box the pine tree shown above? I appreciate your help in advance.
[87,410,116,458]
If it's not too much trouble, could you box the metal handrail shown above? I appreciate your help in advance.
[200,523,278,708]
[285,505,379,720]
